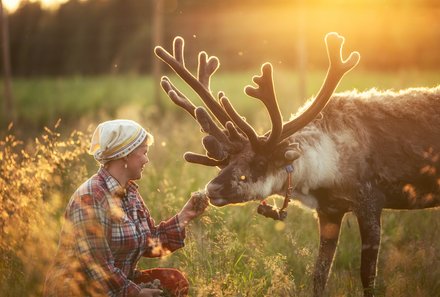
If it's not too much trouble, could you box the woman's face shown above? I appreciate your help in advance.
[126,143,149,180]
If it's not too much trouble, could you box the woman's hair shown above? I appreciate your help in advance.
[144,131,154,147]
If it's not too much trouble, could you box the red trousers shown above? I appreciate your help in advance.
[135,268,189,297]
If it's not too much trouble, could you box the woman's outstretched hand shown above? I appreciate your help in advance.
[177,191,209,227]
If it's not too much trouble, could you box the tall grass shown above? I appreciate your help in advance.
[0,72,439,296]
[0,122,90,296]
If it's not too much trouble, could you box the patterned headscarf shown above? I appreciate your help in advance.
[89,119,153,164]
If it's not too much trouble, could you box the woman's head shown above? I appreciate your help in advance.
[89,119,154,180]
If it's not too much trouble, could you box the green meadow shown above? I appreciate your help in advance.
[7,69,440,130]
[1,70,439,296]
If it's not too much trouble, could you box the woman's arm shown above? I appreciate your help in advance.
[143,191,209,257]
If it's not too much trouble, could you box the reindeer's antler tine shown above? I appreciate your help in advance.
[195,107,233,147]
[198,52,219,90]
[220,96,260,146]
[173,36,185,65]
[162,81,232,156]
[326,33,360,74]
[161,77,196,118]
[244,63,283,149]
[218,91,225,103]
[184,152,228,167]
[279,32,360,140]
[202,135,228,160]
[155,41,182,72]
[225,121,246,143]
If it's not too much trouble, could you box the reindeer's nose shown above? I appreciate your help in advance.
[206,183,230,207]
[206,182,223,197]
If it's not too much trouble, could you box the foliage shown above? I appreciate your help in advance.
[0,122,89,296]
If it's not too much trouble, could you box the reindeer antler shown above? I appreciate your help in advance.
[155,37,249,166]
[154,33,359,166]
[156,36,280,151]
[279,32,360,140]
[244,63,283,150]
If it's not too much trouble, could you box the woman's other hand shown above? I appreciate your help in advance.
[177,191,209,227]
[138,288,163,297]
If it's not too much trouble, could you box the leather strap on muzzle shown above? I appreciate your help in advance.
[257,164,294,221]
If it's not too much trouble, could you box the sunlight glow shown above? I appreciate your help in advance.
[3,0,70,12]
[2,0,20,12]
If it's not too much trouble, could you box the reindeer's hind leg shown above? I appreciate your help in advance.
[354,183,385,297]
[313,210,345,297]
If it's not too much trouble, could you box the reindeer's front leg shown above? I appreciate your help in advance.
[355,183,384,297]
[313,210,344,297]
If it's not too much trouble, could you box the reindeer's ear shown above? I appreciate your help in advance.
[284,149,301,161]
[271,141,301,167]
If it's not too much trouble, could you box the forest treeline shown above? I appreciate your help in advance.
[6,0,440,76]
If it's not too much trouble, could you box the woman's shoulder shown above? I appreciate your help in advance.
[65,175,112,222]
[71,174,109,207]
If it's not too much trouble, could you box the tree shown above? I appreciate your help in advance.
[152,0,164,111]
[0,0,14,123]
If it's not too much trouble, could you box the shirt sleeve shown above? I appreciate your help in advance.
[143,212,186,258]
[68,193,141,297]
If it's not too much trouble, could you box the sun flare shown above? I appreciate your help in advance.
[3,0,70,12]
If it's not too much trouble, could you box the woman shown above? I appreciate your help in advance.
[44,119,209,297]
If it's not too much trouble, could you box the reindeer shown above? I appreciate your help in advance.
[154,33,440,297]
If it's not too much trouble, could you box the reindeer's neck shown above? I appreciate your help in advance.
[293,127,341,187]
[277,127,343,209]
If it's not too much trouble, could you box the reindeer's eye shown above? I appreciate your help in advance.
[240,175,247,181]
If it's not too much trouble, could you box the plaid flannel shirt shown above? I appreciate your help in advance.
[45,167,186,297]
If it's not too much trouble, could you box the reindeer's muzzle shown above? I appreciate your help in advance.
[206,182,245,207]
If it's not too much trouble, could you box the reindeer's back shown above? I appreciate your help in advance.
[321,86,440,207]
[324,86,440,177]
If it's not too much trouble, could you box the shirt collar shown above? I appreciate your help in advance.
[126,180,139,193]
[98,167,138,198]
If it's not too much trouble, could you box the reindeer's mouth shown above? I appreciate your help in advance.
[208,197,229,207]
[206,192,248,207]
